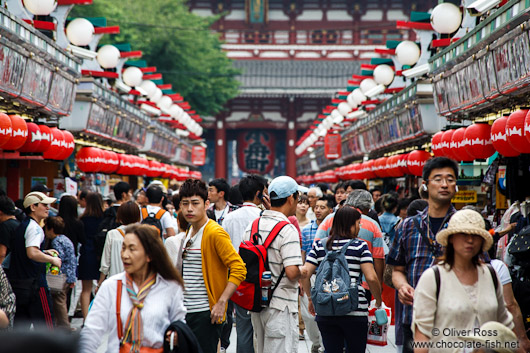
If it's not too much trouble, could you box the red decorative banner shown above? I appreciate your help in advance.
[237,130,275,174]
[192,146,206,166]
[325,134,342,160]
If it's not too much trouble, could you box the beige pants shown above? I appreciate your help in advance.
[251,307,298,353]
[51,283,70,328]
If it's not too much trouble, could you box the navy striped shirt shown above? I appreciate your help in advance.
[306,237,373,316]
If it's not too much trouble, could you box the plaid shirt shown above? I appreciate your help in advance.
[387,205,456,325]
[301,220,319,254]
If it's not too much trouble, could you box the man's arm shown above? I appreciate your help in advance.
[374,258,384,285]
[285,265,301,281]
[502,282,530,352]
[392,265,414,305]
[164,227,176,238]
[210,282,238,324]
[0,244,6,264]
[27,247,61,267]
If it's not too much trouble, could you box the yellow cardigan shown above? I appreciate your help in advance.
[200,219,246,321]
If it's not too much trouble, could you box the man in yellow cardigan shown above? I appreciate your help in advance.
[179,179,247,353]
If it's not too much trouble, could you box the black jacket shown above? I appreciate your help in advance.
[163,320,203,353]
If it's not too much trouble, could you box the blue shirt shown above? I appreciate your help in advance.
[387,206,456,325]
[301,220,319,254]
[51,235,77,284]
[379,212,400,245]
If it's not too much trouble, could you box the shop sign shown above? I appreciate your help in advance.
[237,130,275,174]
[452,190,477,203]
[324,134,342,159]
[192,146,206,166]
[20,58,52,107]
[0,44,26,97]
[48,73,75,115]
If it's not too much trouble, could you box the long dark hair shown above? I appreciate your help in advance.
[58,195,79,221]
[81,192,104,218]
[328,206,362,250]
[124,224,184,287]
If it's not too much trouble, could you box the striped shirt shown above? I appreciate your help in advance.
[242,210,303,313]
[306,238,373,316]
[182,223,210,313]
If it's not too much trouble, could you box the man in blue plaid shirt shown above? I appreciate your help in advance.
[387,157,458,353]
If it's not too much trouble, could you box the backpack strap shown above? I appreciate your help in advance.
[486,263,499,291]
[321,238,328,255]
[116,280,123,341]
[117,228,125,237]
[433,266,441,301]
[141,207,148,220]
[413,216,437,256]
[155,209,166,220]
[250,218,261,244]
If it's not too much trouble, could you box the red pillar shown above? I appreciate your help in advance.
[286,100,297,178]
[215,114,227,179]
[6,160,20,202]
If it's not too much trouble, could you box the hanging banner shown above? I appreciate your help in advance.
[237,130,275,174]
[192,146,206,166]
[325,134,342,159]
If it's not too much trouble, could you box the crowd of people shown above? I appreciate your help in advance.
[0,156,528,353]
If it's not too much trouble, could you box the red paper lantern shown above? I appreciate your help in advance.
[506,109,530,153]
[452,127,474,162]
[523,110,530,146]
[407,150,431,177]
[464,123,496,159]
[441,130,458,160]
[2,115,27,151]
[431,131,445,157]
[352,164,362,180]
[363,160,376,180]
[162,164,172,179]
[37,125,52,153]
[398,153,409,175]
[491,117,520,157]
[373,158,387,178]
[57,130,75,160]
[19,122,41,153]
[98,150,111,174]
[107,151,120,174]
[43,128,64,160]
[117,154,132,175]
[0,113,12,148]
[76,147,103,173]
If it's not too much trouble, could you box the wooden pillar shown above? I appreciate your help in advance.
[214,113,227,179]
[286,98,297,178]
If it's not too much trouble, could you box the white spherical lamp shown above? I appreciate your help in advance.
[122,67,143,87]
[395,41,421,66]
[169,104,184,119]
[24,0,57,15]
[360,79,377,95]
[346,93,358,109]
[352,89,367,105]
[140,80,157,98]
[150,88,163,103]
[373,65,395,86]
[66,18,95,47]
[157,96,173,110]
[96,45,121,69]
[337,103,351,116]
[431,3,462,34]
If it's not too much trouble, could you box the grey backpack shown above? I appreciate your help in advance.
[311,238,359,316]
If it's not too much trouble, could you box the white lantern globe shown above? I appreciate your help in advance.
[395,41,421,66]
[122,67,143,87]
[139,80,157,98]
[66,18,95,47]
[150,88,163,103]
[157,96,173,110]
[352,88,367,105]
[431,3,462,34]
[337,103,351,116]
[96,45,121,69]
[360,79,377,95]
[169,104,184,119]
[332,110,345,124]
[373,65,395,86]
[24,0,57,15]
[346,93,358,109]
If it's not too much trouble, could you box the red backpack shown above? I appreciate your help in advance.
[231,218,289,312]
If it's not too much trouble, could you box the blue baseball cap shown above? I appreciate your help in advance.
[268,176,309,200]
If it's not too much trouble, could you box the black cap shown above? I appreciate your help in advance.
[31,183,52,193]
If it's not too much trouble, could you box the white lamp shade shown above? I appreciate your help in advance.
[140,80,157,98]
[337,103,351,116]
[346,93,358,109]
[395,41,421,66]
[431,3,462,34]
[96,45,121,69]
[150,88,163,103]
[360,79,377,95]
[66,18,95,47]
[24,0,57,15]
[169,104,184,119]
[373,64,395,86]
[122,67,143,87]
[157,96,173,110]
[352,88,367,105]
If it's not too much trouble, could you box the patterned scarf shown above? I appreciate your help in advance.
[122,272,157,353]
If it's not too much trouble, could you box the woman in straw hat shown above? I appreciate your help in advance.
[412,209,514,353]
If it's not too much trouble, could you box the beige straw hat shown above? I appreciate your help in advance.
[459,321,518,353]
[436,209,493,251]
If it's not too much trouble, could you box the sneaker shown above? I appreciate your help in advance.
[220,348,226,353]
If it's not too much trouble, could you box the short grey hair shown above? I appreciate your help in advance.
[308,187,323,198]
[345,189,374,210]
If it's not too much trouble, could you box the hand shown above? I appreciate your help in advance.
[299,266,308,279]
[44,249,58,257]
[50,257,62,269]
[210,300,226,324]
[518,337,530,353]
[375,300,382,308]
[299,282,304,297]
[69,283,76,289]
[397,283,414,306]
[262,193,271,210]
[165,330,179,350]
[308,299,315,316]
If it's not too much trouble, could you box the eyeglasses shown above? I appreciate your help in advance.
[427,177,457,185]
[39,203,51,208]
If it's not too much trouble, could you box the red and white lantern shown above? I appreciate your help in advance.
[37,125,52,153]
[452,127,474,162]
[407,150,431,177]
[506,110,530,154]
[19,122,41,153]
[2,115,27,151]
[0,113,12,148]
[43,128,64,160]
[76,147,104,173]
[491,116,520,157]
[431,132,445,157]
[441,130,458,161]
[464,123,495,160]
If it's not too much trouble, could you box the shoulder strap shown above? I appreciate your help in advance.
[117,228,125,237]
[433,266,441,301]
[141,207,148,220]
[486,263,499,291]
[321,238,328,255]
[262,221,289,249]
[116,280,123,341]
[340,239,356,255]
[250,218,261,243]
[413,216,436,255]
[155,209,166,220]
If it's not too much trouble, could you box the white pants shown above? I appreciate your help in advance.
[251,307,298,353]
[300,293,323,348]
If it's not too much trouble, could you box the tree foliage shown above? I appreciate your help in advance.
[71,0,239,116]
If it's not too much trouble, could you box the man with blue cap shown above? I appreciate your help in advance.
[242,176,307,353]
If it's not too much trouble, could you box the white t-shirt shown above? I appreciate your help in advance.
[25,218,45,248]
[222,202,261,252]
[491,259,511,286]
[141,205,175,236]
[182,222,209,313]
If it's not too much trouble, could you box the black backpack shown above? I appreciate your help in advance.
[141,207,166,237]
[95,206,119,261]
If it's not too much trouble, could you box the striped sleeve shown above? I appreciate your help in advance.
[359,241,373,264]
[306,239,323,267]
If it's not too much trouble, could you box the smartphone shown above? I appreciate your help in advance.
[257,191,264,201]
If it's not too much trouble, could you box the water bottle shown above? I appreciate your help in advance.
[50,253,60,275]
[261,271,272,307]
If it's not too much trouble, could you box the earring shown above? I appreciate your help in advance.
[422,184,427,192]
